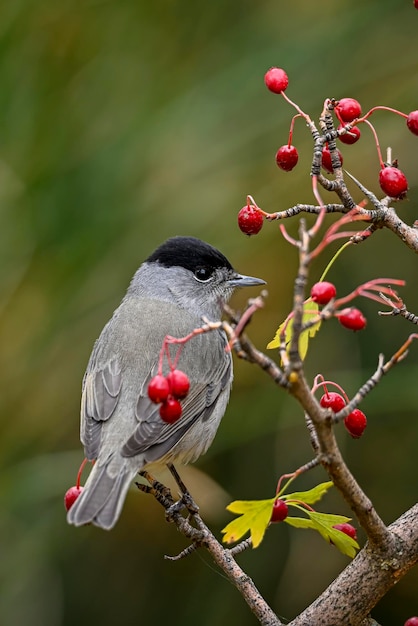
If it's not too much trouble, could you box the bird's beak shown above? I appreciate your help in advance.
[228,273,266,288]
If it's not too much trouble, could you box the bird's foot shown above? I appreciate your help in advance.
[166,463,199,517]
[136,470,174,508]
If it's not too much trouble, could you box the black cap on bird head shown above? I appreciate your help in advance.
[146,237,233,273]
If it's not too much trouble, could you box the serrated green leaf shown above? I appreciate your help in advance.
[284,481,334,505]
[308,511,359,558]
[222,498,276,548]
[266,299,321,361]
[327,526,359,558]
[285,511,359,558]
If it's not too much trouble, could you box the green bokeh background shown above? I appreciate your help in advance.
[1,1,417,624]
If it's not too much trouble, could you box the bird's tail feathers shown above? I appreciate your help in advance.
[67,455,136,530]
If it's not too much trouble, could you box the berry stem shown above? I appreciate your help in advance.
[315,379,350,404]
[275,458,321,496]
[285,499,316,513]
[319,241,352,282]
[246,194,269,218]
[334,278,405,308]
[362,118,385,168]
[76,457,89,489]
[279,223,299,247]
[359,105,408,122]
[310,211,372,259]
[280,90,311,122]
[157,320,229,377]
[276,472,297,496]
[310,176,327,237]
[313,373,327,393]
[232,294,265,340]
[288,113,303,146]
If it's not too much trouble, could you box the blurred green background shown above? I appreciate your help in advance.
[1,0,417,624]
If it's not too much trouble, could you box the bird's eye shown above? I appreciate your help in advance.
[194,267,213,282]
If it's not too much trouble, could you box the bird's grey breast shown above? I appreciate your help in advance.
[80,296,232,464]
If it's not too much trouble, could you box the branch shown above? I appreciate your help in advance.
[290,504,418,626]
[138,462,418,626]
[344,171,418,253]
[290,370,394,551]
[266,203,346,220]
[137,469,282,626]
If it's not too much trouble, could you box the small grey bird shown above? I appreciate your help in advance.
[67,236,265,530]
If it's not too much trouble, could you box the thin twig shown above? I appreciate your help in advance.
[140,468,282,626]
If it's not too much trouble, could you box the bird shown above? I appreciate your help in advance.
[67,236,265,530]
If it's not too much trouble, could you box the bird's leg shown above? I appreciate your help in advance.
[166,463,200,518]
[136,470,175,509]
[137,466,205,560]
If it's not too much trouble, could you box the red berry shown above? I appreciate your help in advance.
[406,110,418,135]
[320,392,346,413]
[64,485,83,511]
[275,145,299,171]
[332,522,357,541]
[379,166,408,198]
[167,369,190,400]
[271,499,289,523]
[159,396,182,423]
[344,409,367,438]
[337,308,367,331]
[238,204,264,236]
[414,0,418,9]
[405,618,418,626]
[338,124,361,145]
[264,67,289,94]
[335,98,362,123]
[321,145,343,173]
[148,374,170,404]
[311,281,337,305]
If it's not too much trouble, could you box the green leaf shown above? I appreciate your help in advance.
[285,511,359,558]
[284,516,317,530]
[308,511,359,558]
[222,498,276,548]
[284,481,334,505]
[266,299,321,360]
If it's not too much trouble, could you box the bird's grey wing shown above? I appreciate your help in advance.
[121,332,232,461]
[80,357,122,460]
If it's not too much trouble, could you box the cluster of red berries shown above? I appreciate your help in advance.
[262,68,418,200]
[310,281,367,332]
[320,391,367,439]
[148,369,190,424]
[64,372,192,512]
[335,97,362,146]
[333,97,413,199]
[264,68,300,173]
[320,99,360,174]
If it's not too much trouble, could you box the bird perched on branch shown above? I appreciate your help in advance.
[67,236,265,529]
